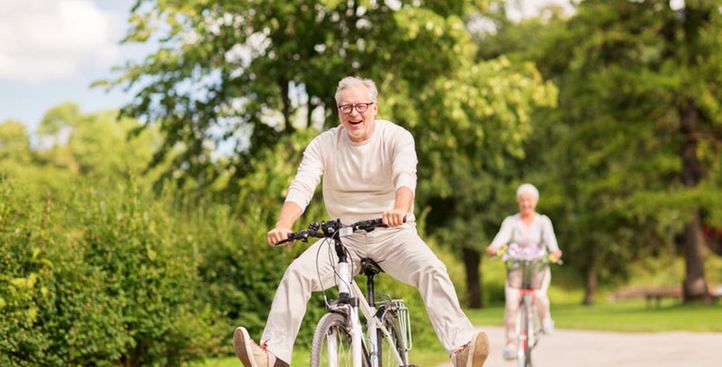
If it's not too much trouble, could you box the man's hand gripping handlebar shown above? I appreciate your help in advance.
[272,217,406,247]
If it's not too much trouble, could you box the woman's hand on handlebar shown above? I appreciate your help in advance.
[549,250,563,263]
[485,245,498,257]
[267,226,294,247]
[382,209,406,227]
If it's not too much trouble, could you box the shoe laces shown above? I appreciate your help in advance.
[451,341,469,362]
[251,339,274,367]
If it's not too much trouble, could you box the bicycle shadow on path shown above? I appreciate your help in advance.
[436,326,722,367]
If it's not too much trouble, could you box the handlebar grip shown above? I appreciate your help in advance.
[274,231,309,246]
[548,254,563,265]
[274,237,293,246]
[352,216,407,232]
[377,215,408,225]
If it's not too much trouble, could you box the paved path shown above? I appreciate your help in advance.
[436,326,722,367]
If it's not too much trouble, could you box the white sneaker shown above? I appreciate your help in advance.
[502,343,516,360]
[542,318,555,334]
[233,327,289,367]
[451,330,490,367]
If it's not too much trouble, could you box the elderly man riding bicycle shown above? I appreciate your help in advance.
[233,76,489,367]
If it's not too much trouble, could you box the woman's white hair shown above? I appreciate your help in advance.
[334,76,378,104]
[516,183,539,202]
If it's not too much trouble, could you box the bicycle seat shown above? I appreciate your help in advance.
[360,257,384,276]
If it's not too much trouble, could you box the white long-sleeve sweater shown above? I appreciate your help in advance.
[489,213,560,259]
[285,120,417,224]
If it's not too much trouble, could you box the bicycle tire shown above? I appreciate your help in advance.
[517,298,533,367]
[376,310,408,366]
[310,312,370,367]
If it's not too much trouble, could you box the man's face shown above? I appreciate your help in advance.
[337,84,377,142]
[517,193,537,216]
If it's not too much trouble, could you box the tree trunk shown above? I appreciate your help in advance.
[702,224,722,256]
[682,211,710,302]
[306,100,315,128]
[679,98,710,302]
[280,79,295,134]
[581,241,598,305]
[582,261,597,305]
[463,248,482,308]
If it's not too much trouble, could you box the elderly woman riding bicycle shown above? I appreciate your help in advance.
[485,183,562,361]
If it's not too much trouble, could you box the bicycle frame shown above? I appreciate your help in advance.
[517,288,537,367]
[279,218,412,367]
[326,234,409,367]
[508,259,546,367]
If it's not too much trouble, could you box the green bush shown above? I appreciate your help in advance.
[0,181,219,366]
[0,184,128,366]
[77,183,220,366]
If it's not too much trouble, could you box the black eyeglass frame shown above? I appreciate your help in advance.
[337,102,375,115]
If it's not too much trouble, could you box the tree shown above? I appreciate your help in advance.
[103,0,489,191]
[0,120,36,186]
[0,120,32,164]
[479,0,722,303]
[105,0,562,309]
[34,102,159,183]
[403,58,556,307]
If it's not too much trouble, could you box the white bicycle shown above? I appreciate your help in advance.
[277,218,416,367]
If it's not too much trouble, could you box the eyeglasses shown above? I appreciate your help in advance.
[337,102,374,115]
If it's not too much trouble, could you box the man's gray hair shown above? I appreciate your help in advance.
[335,76,378,104]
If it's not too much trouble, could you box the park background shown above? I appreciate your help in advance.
[1,0,721,366]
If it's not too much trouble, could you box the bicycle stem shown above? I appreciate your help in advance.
[334,239,351,296]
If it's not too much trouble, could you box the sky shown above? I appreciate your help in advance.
[0,0,577,135]
[0,0,152,133]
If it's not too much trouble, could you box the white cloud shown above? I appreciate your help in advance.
[0,0,121,83]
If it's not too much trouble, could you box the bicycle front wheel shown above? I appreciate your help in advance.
[517,300,533,367]
[310,312,370,367]
[377,311,408,366]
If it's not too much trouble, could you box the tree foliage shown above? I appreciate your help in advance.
[104,0,491,190]
[0,181,218,366]
[477,0,722,302]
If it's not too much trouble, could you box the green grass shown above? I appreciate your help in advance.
[192,253,722,367]
[190,348,450,367]
[466,299,722,332]
[190,356,237,367]
[192,300,722,367]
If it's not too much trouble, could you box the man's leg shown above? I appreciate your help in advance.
[235,239,345,365]
[369,225,487,366]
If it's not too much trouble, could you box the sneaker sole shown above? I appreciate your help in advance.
[233,327,258,367]
[468,331,490,367]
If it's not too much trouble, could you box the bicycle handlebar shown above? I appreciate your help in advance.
[489,244,563,265]
[274,217,405,246]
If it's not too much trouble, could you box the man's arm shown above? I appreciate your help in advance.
[267,201,304,247]
[386,127,417,227]
[383,186,413,227]
[266,136,324,247]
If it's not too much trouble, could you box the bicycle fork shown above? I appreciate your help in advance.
[333,241,365,367]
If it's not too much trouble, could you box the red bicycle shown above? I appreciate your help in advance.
[493,248,561,367]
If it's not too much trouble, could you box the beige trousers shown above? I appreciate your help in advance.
[260,223,477,363]
[504,267,552,344]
